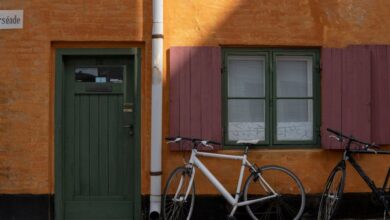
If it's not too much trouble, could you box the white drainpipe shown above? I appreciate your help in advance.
[150,0,163,218]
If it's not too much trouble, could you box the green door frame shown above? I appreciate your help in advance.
[54,48,142,220]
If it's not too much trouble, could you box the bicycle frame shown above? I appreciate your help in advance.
[343,149,390,212]
[183,148,278,216]
[321,129,390,219]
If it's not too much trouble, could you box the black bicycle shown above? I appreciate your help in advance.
[317,128,390,220]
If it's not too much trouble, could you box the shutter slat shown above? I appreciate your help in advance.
[370,45,390,144]
[321,48,343,149]
[342,46,371,147]
[387,46,390,142]
[190,48,203,140]
[200,48,222,149]
[169,47,191,150]
[179,48,192,150]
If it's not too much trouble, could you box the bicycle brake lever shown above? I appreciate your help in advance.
[371,142,379,148]
[205,144,214,150]
[200,141,214,150]
[366,147,378,154]
[329,135,342,142]
[166,137,182,144]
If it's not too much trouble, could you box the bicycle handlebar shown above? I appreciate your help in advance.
[165,136,221,150]
[327,128,378,150]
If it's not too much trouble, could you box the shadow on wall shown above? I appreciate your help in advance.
[161,1,390,219]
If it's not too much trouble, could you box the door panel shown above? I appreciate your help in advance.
[65,201,132,219]
[73,94,128,197]
[63,55,135,219]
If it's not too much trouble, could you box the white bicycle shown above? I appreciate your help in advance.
[162,137,306,220]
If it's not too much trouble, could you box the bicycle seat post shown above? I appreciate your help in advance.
[244,146,249,155]
[346,138,353,151]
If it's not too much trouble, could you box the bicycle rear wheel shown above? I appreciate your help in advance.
[317,163,346,220]
[162,166,195,220]
[243,165,306,220]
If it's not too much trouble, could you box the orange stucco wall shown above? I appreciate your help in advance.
[0,0,389,196]
[164,0,390,47]
[162,0,390,195]
[0,0,152,194]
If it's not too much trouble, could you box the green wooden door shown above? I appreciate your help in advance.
[62,55,135,220]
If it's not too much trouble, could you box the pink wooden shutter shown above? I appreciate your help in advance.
[370,45,390,144]
[169,47,222,151]
[322,46,371,149]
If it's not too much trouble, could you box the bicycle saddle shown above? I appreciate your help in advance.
[236,140,260,145]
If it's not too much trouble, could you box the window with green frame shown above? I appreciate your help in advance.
[222,48,320,147]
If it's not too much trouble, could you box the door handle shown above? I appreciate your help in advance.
[122,124,134,136]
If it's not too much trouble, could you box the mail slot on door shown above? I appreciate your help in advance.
[123,103,133,113]
[122,103,134,136]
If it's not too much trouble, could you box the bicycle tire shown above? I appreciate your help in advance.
[243,165,306,220]
[162,166,195,220]
[385,185,390,220]
[317,163,346,220]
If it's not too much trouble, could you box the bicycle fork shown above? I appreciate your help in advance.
[183,164,195,202]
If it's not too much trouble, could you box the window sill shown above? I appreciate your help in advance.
[222,145,321,150]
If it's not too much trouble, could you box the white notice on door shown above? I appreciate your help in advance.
[0,10,23,29]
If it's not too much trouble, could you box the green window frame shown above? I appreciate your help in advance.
[222,48,321,148]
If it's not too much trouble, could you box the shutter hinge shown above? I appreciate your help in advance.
[318,62,322,73]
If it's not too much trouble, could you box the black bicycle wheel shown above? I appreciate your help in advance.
[385,210,390,220]
[317,163,346,220]
[386,185,390,219]
[243,165,306,220]
[162,166,195,220]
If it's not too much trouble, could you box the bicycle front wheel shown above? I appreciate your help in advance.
[162,166,195,220]
[317,163,346,220]
[243,165,306,220]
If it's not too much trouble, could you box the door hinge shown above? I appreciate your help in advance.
[317,126,322,137]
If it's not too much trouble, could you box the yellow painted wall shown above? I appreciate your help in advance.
[0,0,389,196]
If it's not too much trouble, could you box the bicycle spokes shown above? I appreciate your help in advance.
[318,164,345,220]
[244,166,305,220]
[162,167,195,220]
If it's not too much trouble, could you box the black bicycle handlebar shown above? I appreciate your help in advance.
[327,128,378,149]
